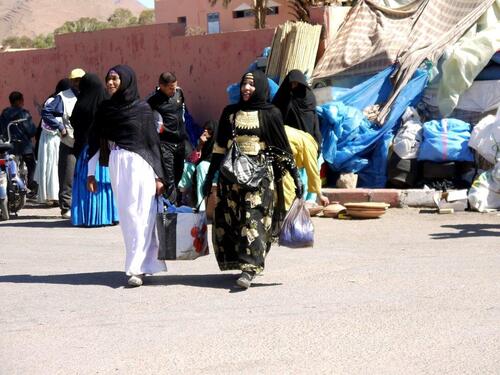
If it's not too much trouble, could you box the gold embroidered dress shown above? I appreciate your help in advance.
[212,110,275,273]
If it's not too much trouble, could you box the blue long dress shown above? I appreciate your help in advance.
[71,144,119,226]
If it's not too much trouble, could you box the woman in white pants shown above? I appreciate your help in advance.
[87,65,166,287]
[35,79,72,204]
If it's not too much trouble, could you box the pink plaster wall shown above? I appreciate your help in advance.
[0,23,275,125]
[155,0,290,33]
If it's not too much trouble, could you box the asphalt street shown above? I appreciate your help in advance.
[1,204,499,374]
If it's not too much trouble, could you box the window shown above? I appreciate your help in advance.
[267,6,279,15]
[232,3,279,18]
[207,12,220,34]
[233,9,254,19]
[177,16,187,24]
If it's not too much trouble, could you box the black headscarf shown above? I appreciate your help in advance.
[199,120,217,163]
[217,69,292,156]
[70,73,107,155]
[272,69,322,147]
[89,65,165,180]
[53,79,72,98]
[35,78,73,154]
[238,71,274,111]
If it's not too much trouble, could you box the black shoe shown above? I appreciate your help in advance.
[61,209,71,219]
[236,271,255,289]
[26,192,37,200]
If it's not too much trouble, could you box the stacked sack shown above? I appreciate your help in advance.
[387,107,422,188]
[417,118,475,189]
[467,110,500,212]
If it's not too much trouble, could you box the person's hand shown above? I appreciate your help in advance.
[295,182,304,199]
[318,194,330,207]
[155,179,165,196]
[87,176,98,193]
[292,170,303,199]
[60,128,67,137]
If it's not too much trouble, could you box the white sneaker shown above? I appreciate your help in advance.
[61,210,71,219]
[127,275,143,287]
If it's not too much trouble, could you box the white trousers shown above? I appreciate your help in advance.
[34,128,60,203]
[109,149,167,276]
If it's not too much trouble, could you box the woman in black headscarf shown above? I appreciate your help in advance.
[273,70,324,205]
[34,78,73,204]
[70,73,118,227]
[87,65,167,287]
[202,70,303,289]
[71,73,108,156]
[272,69,322,147]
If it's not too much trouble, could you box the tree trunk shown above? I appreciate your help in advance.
[253,0,267,29]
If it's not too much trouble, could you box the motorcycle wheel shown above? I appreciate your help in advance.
[0,198,8,220]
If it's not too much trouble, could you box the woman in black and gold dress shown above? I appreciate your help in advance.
[203,70,303,289]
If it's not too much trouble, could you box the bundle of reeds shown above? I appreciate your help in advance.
[265,21,322,84]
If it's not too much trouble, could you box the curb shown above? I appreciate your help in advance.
[322,188,438,208]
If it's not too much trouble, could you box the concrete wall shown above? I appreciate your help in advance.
[0,23,275,125]
[155,0,289,33]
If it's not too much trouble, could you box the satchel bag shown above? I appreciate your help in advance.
[220,141,267,189]
[220,115,267,190]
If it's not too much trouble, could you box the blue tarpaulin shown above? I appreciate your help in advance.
[184,110,202,148]
[418,119,474,162]
[317,65,429,188]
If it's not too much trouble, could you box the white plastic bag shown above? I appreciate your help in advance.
[468,162,500,212]
[393,108,423,159]
[279,198,314,248]
[468,109,500,164]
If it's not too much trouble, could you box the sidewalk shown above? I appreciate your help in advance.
[322,188,443,208]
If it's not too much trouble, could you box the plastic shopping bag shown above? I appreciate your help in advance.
[157,200,209,260]
[468,162,500,212]
[279,198,314,248]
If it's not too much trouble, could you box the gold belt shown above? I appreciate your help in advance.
[228,136,266,156]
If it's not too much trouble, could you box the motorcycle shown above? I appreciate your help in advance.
[0,119,28,220]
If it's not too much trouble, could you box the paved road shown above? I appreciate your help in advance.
[1,204,499,374]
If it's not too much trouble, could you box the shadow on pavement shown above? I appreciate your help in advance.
[0,272,283,291]
[23,203,57,209]
[430,224,500,240]
[147,274,283,292]
[0,219,72,228]
[0,271,125,289]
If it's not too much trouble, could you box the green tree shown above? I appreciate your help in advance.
[3,7,148,50]
[289,0,313,22]
[138,9,155,25]
[55,17,108,35]
[2,36,34,49]
[32,34,55,49]
[108,8,136,27]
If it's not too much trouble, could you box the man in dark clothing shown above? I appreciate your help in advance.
[147,72,189,201]
[0,91,37,195]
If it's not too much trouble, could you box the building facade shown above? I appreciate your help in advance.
[154,0,290,33]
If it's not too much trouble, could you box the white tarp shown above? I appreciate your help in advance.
[424,80,500,113]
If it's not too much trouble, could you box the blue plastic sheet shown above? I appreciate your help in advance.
[318,64,429,187]
[162,198,194,214]
[357,131,394,188]
[333,67,394,111]
[184,110,203,148]
[418,119,474,162]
